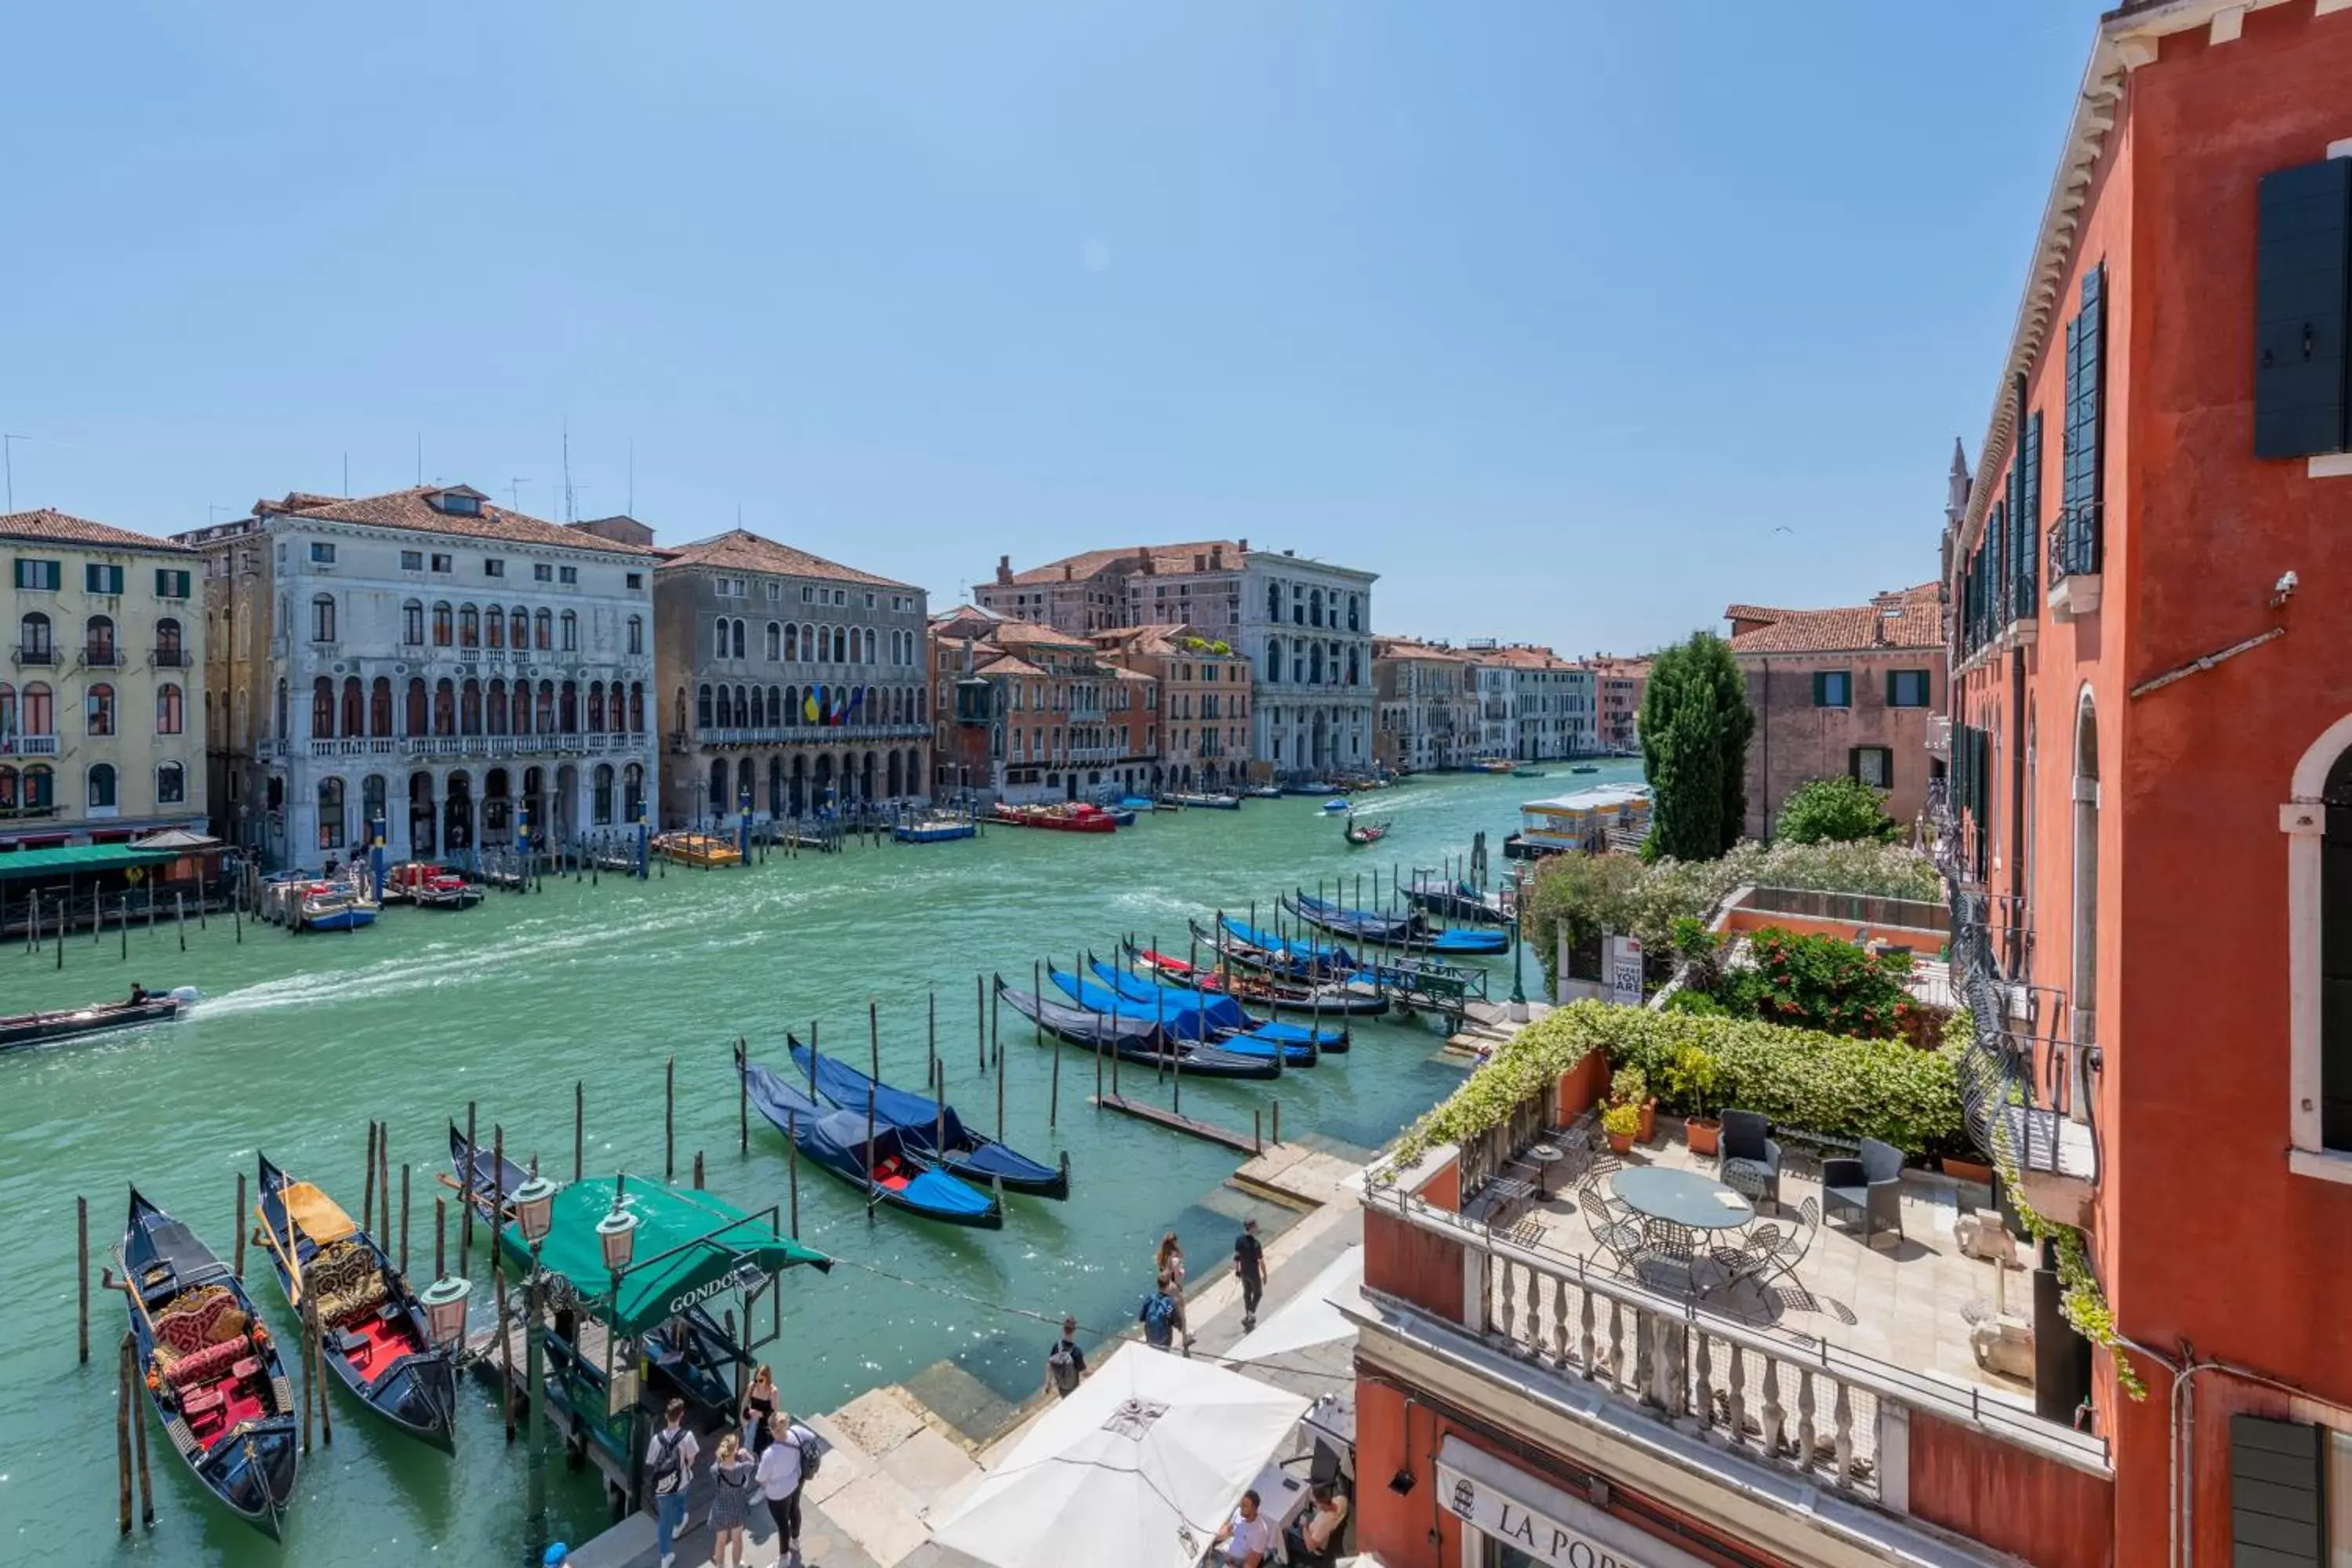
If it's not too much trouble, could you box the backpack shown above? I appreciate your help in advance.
[648,1428,688,1495]
[786,1421,829,1483]
[1140,1292,1175,1346]
[1047,1340,1080,1394]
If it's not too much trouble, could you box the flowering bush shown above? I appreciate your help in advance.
[1717,927,1916,1040]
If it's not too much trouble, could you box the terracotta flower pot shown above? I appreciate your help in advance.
[1638,1098,1657,1144]
[1686,1116,1721,1157]
[1942,1154,1994,1185]
[1606,1129,1635,1156]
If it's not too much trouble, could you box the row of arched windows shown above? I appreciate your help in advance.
[0,681,180,737]
[1262,637,1361,688]
[289,676,648,739]
[691,683,927,731]
[0,762,183,812]
[385,600,641,656]
[709,620,913,667]
[1265,582,1363,633]
[704,749,922,813]
[15,613,181,664]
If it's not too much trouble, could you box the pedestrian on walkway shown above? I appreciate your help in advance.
[1213,1489,1277,1568]
[708,1432,756,1568]
[1045,1315,1087,1398]
[756,1410,815,1567]
[1234,1218,1265,1331]
[646,1398,700,1568]
[742,1363,779,1454]
[1154,1232,1193,1353]
[1139,1276,1179,1352]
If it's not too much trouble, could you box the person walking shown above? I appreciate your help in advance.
[1044,1315,1087,1399]
[1153,1232,1192,1354]
[1233,1218,1265,1331]
[755,1410,813,1568]
[742,1363,778,1454]
[708,1432,757,1568]
[646,1398,700,1568]
[1138,1275,1179,1352]
[1213,1489,1277,1568]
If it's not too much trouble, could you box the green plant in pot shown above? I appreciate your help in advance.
[1600,1101,1642,1155]
[1608,1065,1656,1145]
[1663,1043,1722,1156]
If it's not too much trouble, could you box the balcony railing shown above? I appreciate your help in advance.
[79,648,120,668]
[151,648,188,669]
[12,644,55,666]
[2046,506,2103,619]
[0,734,60,757]
[1925,715,1951,756]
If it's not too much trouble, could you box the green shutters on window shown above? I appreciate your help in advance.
[2254,158,2352,460]
[2228,1416,2325,1566]
[1887,670,1930,708]
[13,558,62,590]
[2060,265,2107,575]
[2019,410,2042,606]
[1849,747,1893,789]
[154,568,190,599]
[1813,670,1852,708]
[83,563,124,594]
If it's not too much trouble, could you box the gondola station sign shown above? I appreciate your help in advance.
[1606,935,1644,1007]
[1436,1438,1711,1568]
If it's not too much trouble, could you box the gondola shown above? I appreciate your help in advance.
[1,991,188,1052]
[253,1154,457,1450]
[1288,892,1512,956]
[1127,942,1389,1016]
[743,1061,1004,1228]
[1046,963,1318,1066]
[1342,815,1392,846]
[1084,954,1349,1051]
[992,977,1283,1080]
[1209,916,1358,981]
[447,1122,531,1225]
[1403,874,1513,927]
[121,1189,300,1540]
[786,1037,1070,1199]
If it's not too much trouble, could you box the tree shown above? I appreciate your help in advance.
[1775,775,1901,845]
[1639,633,1754,860]
[1519,850,1646,986]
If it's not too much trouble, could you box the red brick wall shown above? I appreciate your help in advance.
[1907,1412,2114,1568]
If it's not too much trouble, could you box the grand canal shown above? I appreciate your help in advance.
[0,764,1638,1566]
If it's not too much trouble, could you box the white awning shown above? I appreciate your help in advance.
[1227,1245,1364,1363]
[1435,1436,1715,1568]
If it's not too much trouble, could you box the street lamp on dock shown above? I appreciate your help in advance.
[512,1175,559,1448]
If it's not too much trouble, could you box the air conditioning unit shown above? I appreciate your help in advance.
[334,662,349,675]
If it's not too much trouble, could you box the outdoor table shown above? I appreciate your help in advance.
[1525,1142,1565,1196]
[1610,1167,1755,1230]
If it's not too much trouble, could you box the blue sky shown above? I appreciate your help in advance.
[2,2,2092,651]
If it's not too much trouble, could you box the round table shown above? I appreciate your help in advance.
[1525,1142,1564,1196]
[1611,1167,1755,1230]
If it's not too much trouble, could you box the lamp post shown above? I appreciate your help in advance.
[1508,913,1530,1022]
[512,1176,559,1449]
[595,1184,640,1429]
[420,1275,474,1356]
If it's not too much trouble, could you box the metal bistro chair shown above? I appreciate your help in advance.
[1823,1138,1906,1246]
[1718,1110,1784,1215]
[1710,1222,1781,1292]
[1758,1198,1820,1287]
[1578,1180,1647,1272]
[1635,1221,1704,1298]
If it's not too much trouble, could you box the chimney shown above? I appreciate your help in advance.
[1062,563,1074,581]
[995,554,1013,586]
[1210,544,1223,569]
[1237,537,1249,554]
[1137,546,1155,575]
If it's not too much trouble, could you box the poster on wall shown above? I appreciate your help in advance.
[1607,935,1643,1007]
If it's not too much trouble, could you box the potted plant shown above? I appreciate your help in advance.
[1608,1065,1656,1145]
[1600,1102,1642,1156]
[1941,1151,1994,1185]
[1662,1044,1722,1156]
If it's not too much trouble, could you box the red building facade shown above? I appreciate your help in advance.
[1940,2,2352,1563]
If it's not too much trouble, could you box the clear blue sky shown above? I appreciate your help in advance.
[2,2,2092,652]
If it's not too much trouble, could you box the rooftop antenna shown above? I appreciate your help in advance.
[627,439,635,515]
[561,421,575,523]
[415,434,423,487]
[508,477,531,513]
[342,453,350,496]
[1,434,27,512]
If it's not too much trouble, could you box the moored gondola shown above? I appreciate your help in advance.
[786,1037,1069,1199]
[744,1061,1004,1227]
[447,1121,531,1225]
[253,1154,457,1450]
[1083,954,1348,1052]
[121,1189,300,1540]
[1129,941,1389,1016]
[1046,963,1317,1066]
[993,977,1282,1080]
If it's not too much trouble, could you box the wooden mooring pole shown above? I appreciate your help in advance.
[234,1173,246,1279]
[77,1195,89,1364]
[434,1196,447,1279]
[362,1120,378,1234]
[115,1334,135,1534]
[399,1163,412,1276]
[575,1079,585,1181]
[737,1038,749,1154]
[460,1101,477,1272]
[664,1055,676,1181]
[977,973,986,1072]
[130,1334,154,1528]
[786,1111,800,1239]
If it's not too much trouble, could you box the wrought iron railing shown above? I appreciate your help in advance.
[2049,506,2101,581]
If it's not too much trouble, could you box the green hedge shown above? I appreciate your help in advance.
[1385,1001,1964,1174]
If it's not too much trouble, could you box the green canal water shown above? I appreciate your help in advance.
[0,764,1639,1566]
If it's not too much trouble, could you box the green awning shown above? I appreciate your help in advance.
[496,1176,831,1338]
[0,844,180,880]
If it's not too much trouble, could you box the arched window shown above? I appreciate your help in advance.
[0,683,13,740]
[593,764,615,826]
[1267,581,1282,622]
[709,757,729,812]
[863,627,877,665]
[1265,637,1283,684]
[361,774,386,835]
[561,610,579,653]
[588,681,606,731]
[460,678,482,735]
[559,680,579,733]
[340,677,363,737]
[1309,588,1323,628]
[835,626,850,662]
[726,618,742,659]
[512,681,532,735]
[317,776,346,849]
[750,686,766,728]
[623,762,646,822]
[310,595,336,643]
[84,683,115,739]
[310,677,333,738]
[916,686,927,724]
[698,684,713,728]
[630,682,645,734]
[1346,646,1359,685]
[487,678,509,735]
[459,604,480,647]
[433,602,453,646]
[403,600,425,644]
[627,614,644,656]
[1348,594,1360,632]
[0,763,14,810]
[156,761,186,805]
[485,604,505,648]
[23,764,53,809]
[18,612,52,662]
[405,677,428,735]
[87,762,116,810]
[86,614,117,663]
[434,679,456,736]
[155,617,183,665]
[537,681,557,733]
[156,683,184,735]
[371,677,393,737]
[785,622,799,662]
[769,686,782,728]
[785,685,801,728]
[534,609,553,652]
[766,622,782,661]
[509,606,528,649]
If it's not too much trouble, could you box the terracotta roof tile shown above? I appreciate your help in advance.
[0,508,194,554]
[256,485,653,557]
[658,528,914,590]
[1726,583,1942,655]
[1001,540,1243,586]
[1723,604,1796,625]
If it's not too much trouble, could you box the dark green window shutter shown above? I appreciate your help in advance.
[1886,670,1900,706]
[2255,158,2352,460]
[1812,671,1826,706]
[2020,411,2042,604]
[2229,1415,2324,1566]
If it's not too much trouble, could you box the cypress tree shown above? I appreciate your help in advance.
[1639,632,1755,860]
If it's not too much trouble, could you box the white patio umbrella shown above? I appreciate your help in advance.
[929,1341,1310,1568]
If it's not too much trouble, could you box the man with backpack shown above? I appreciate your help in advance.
[646,1398,700,1568]
[1044,1315,1087,1399]
[755,1408,827,1568]
[1140,1276,1179,1352]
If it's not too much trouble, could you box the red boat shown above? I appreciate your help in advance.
[383,862,485,909]
[990,802,1119,834]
